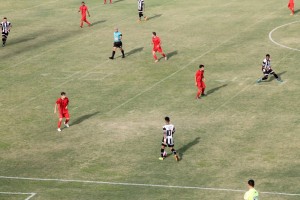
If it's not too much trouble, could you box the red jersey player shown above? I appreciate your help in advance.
[152,32,167,63]
[78,1,91,28]
[54,92,70,132]
[195,64,206,99]
[288,0,295,15]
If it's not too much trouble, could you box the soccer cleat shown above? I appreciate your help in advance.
[122,55,125,58]
[175,155,180,161]
[137,19,141,23]
[109,57,114,59]
[277,79,283,83]
[256,78,262,83]
[144,16,148,21]
[155,60,158,63]
[64,122,69,128]
[201,93,206,97]
[57,128,62,132]
[164,56,168,60]
[159,157,164,160]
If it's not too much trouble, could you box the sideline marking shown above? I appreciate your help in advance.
[269,20,300,52]
[0,192,36,200]
[0,176,299,197]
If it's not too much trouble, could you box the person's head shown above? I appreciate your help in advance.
[3,17,7,22]
[266,54,270,60]
[165,116,170,124]
[152,32,157,37]
[248,179,255,189]
[114,27,118,32]
[81,1,85,5]
[199,64,204,71]
[61,92,66,99]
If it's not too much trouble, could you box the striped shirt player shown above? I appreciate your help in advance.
[138,0,147,22]
[159,116,179,161]
[109,27,125,59]
[1,17,12,47]
[256,54,282,83]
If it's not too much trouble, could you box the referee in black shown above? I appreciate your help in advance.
[109,27,125,59]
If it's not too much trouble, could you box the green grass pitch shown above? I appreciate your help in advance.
[0,0,299,199]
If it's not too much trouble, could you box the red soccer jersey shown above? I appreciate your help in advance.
[195,70,204,83]
[79,5,88,16]
[152,36,161,47]
[56,97,69,114]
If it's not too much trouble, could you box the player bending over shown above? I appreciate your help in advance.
[54,92,70,132]
[159,116,179,161]
[256,54,282,83]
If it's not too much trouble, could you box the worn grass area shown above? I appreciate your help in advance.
[0,0,299,199]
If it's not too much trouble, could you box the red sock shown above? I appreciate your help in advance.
[104,0,106,3]
[110,0,112,3]
[65,119,69,124]
[58,121,62,128]
[153,54,158,60]
[202,88,205,94]
[161,53,166,57]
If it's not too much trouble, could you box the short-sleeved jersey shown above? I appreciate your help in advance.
[163,124,175,146]
[114,31,122,42]
[152,36,161,47]
[138,0,144,11]
[262,58,271,70]
[79,5,88,16]
[56,97,69,114]
[244,188,259,200]
[195,70,204,83]
[1,21,11,33]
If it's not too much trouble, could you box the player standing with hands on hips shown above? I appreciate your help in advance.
[159,116,179,161]
[109,27,125,59]
[256,54,282,83]
[1,17,12,47]
[54,92,70,132]
[78,1,91,28]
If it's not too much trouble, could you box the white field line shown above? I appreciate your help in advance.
[0,176,299,197]
[51,71,82,80]
[106,5,286,114]
[79,72,113,81]
[0,192,36,200]
[269,20,300,52]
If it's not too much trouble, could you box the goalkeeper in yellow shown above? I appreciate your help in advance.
[244,179,259,200]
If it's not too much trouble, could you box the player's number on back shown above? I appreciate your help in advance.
[166,130,172,136]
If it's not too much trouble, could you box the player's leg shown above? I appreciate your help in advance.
[2,33,7,47]
[120,46,125,58]
[104,0,106,4]
[109,46,117,59]
[57,117,63,131]
[80,18,84,28]
[64,112,70,128]
[138,11,143,22]
[159,139,167,160]
[110,0,112,3]
[196,84,202,99]
[270,71,282,82]
[170,147,179,161]
[84,18,91,26]
[152,50,158,62]
[201,82,206,96]
[158,48,167,60]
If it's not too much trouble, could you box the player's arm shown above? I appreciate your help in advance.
[195,74,198,86]
[87,9,90,17]
[54,103,57,113]
[163,128,167,144]
[119,34,122,41]
[78,7,81,13]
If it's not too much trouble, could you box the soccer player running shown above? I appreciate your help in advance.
[195,64,206,99]
[54,92,70,132]
[78,1,91,28]
[288,0,295,15]
[109,27,125,59]
[256,54,282,83]
[138,0,147,22]
[244,179,259,200]
[152,32,167,63]
[1,17,12,47]
[159,116,179,161]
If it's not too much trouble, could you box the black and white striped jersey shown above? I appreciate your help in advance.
[138,0,144,12]
[262,58,271,71]
[163,124,175,145]
[1,21,11,34]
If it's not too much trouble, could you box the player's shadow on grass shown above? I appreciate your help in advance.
[167,50,178,59]
[125,47,144,57]
[91,20,106,26]
[206,84,228,95]
[147,14,162,21]
[294,9,300,14]
[72,111,100,126]
[113,0,124,3]
[266,71,287,82]
[9,37,36,45]
[177,137,200,160]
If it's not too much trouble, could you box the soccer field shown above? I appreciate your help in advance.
[0,0,300,199]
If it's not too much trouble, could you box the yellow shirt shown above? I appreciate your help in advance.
[244,188,259,200]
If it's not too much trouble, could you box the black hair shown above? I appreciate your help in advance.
[199,64,204,68]
[248,179,255,187]
[152,32,157,36]
[82,1,85,3]
[165,116,170,122]
[266,54,270,57]
[3,17,7,19]
[61,92,66,96]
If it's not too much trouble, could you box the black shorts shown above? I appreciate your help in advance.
[2,32,9,38]
[263,69,274,75]
[113,41,122,48]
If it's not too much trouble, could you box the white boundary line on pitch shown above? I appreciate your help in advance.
[269,20,300,52]
[0,192,36,200]
[0,176,299,197]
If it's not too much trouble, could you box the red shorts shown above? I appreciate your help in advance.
[153,47,163,53]
[81,15,87,21]
[197,82,206,89]
[59,111,70,119]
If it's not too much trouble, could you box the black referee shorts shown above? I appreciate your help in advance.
[113,41,122,48]
[2,32,9,38]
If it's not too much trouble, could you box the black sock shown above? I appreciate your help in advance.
[111,51,115,58]
[171,148,177,155]
[161,148,164,157]
[121,50,125,56]
[273,73,279,79]
[262,75,268,80]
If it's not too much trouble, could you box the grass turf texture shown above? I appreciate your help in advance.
[0,0,300,199]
